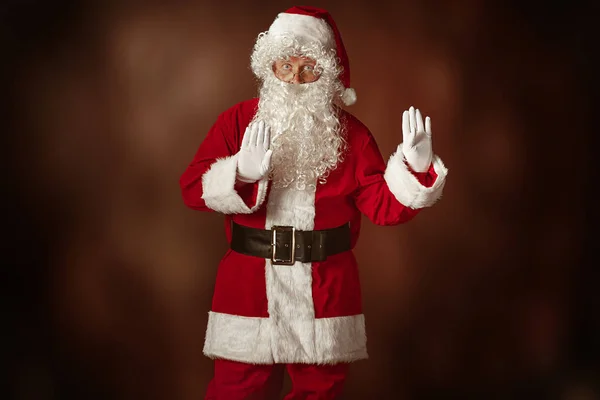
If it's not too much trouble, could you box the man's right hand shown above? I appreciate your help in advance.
[236,121,273,183]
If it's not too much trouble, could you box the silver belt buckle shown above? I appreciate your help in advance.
[271,226,295,265]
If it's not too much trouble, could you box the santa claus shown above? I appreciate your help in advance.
[180,6,448,400]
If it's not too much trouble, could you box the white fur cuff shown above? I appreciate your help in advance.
[384,143,448,209]
[201,154,268,214]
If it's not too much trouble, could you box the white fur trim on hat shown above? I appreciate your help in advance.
[268,13,335,49]
[341,87,356,106]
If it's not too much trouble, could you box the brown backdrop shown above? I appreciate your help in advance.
[4,0,597,399]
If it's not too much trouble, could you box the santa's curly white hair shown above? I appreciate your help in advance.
[249,32,348,191]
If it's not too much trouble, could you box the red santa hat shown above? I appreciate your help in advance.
[267,6,357,106]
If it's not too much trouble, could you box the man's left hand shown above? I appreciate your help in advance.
[401,106,433,172]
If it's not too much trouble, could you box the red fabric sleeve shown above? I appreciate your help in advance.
[179,110,261,212]
[353,133,437,226]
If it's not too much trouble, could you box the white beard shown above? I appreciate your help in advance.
[252,74,346,191]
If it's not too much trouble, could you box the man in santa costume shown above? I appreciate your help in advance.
[180,6,448,399]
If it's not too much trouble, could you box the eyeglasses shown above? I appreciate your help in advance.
[272,60,320,84]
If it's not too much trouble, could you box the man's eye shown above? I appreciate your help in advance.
[304,65,314,71]
[282,64,291,70]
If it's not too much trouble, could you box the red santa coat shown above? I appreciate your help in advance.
[180,98,447,365]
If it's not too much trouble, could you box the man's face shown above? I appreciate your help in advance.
[272,56,320,84]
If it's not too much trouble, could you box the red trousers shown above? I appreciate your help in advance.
[205,359,349,400]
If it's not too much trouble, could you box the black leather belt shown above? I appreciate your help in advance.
[230,221,351,265]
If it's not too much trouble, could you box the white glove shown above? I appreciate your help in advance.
[236,120,273,183]
[401,106,433,173]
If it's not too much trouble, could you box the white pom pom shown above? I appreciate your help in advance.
[341,88,357,106]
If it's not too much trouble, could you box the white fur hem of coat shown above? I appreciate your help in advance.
[203,311,368,365]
